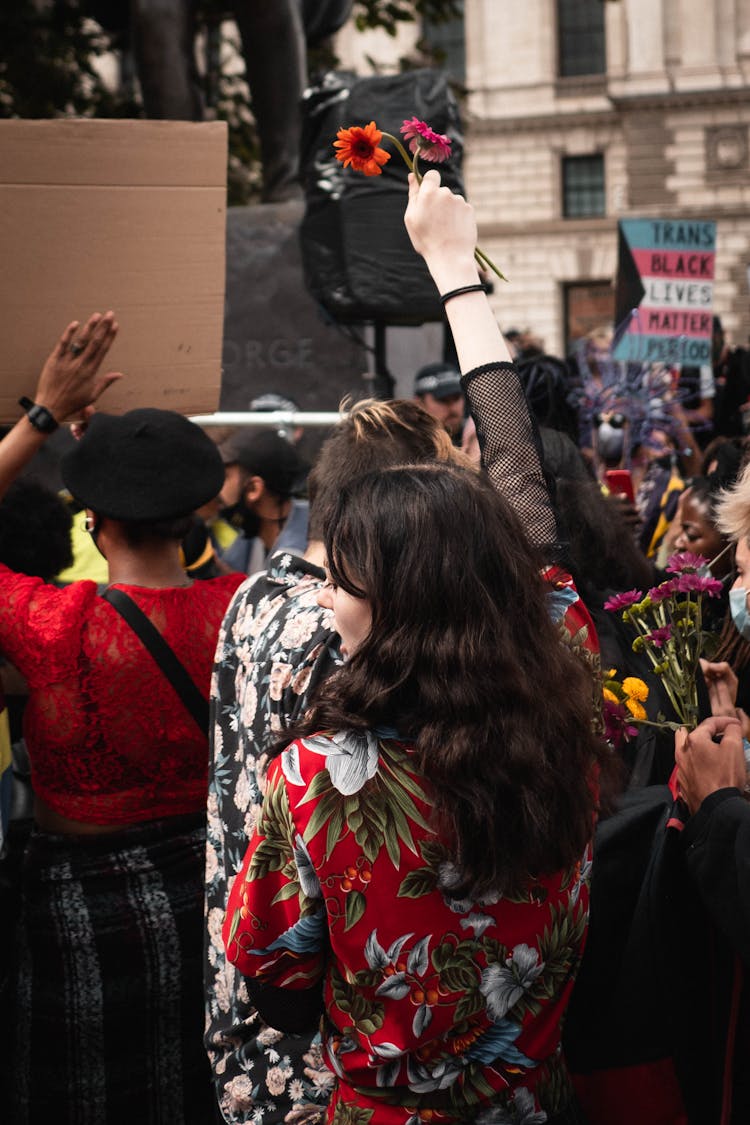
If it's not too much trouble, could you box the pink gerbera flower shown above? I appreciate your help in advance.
[400,117,452,163]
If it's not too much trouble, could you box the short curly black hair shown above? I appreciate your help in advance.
[0,479,73,580]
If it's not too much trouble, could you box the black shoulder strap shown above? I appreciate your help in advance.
[101,587,209,736]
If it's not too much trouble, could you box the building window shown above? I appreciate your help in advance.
[558,0,606,77]
[562,154,605,218]
[564,281,615,354]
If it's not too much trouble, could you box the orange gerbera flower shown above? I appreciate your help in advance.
[334,121,391,176]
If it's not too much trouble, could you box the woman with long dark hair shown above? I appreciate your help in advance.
[223,173,608,1125]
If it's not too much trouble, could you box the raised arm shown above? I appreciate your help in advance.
[404,171,511,370]
[404,171,559,559]
[0,312,121,503]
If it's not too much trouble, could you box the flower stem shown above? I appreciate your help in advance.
[474,245,509,283]
[633,718,684,733]
[381,130,509,283]
[631,603,690,726]
[381,132,415,175]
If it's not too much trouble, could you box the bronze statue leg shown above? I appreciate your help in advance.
[130,0,203,120]
[232,0,307,202]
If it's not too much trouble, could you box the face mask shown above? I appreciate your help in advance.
[596,421,625,461]
[729,586,750,641]
[220,501,261,540]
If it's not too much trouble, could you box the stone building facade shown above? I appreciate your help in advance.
[462,0,750,355]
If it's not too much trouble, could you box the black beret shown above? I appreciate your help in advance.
[61,409,225,521]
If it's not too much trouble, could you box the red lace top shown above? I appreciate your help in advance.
[0,565,244,825]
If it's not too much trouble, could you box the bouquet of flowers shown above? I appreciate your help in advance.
[603,551,723,737]
[333,117,507,281]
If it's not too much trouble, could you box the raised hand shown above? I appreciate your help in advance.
[404,170,479,293]
[35,311,122,422]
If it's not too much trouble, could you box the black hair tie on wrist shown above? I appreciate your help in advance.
[18,396,59,434]
[439,283,487,305]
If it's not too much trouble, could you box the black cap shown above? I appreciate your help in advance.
[61,409,225,521]
[413,362,463,401]
[219,430,306,497]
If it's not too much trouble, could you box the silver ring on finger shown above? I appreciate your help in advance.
[69,340,85,357]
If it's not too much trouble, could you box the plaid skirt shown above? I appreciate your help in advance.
[10,812,214,1125]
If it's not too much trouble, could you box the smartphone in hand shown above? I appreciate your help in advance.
[604,468,635,504]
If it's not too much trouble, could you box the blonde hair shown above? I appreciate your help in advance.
[308,397,475,540]
[715,460,750,544]
[338,396,475,469]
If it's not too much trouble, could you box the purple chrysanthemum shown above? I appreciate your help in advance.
[648,580,678,603]
[603,589,643,613]
[673,572,723,597]
[603,698,638,750]
[646,625,673,648]
[666,551,710,575]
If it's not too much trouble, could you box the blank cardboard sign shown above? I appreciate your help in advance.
[0,119,227,422]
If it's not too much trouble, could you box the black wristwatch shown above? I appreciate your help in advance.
[18,396,59,434]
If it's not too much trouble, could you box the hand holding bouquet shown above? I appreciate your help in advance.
[603,551,723,740]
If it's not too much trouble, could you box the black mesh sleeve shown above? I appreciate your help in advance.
[461,362,561,561]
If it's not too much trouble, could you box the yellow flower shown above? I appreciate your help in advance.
[602,688,619,704]
[626,698,647,721]
[622,677,649,702]
[605,668,617,679]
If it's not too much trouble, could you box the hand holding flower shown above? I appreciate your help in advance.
[404,170,479,291]
[333,117,507,281]
[675,715,746,814]
[402,171,515,370]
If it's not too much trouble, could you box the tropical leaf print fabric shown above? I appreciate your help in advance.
[224,733,592,1125]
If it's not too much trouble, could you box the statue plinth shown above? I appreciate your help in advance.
[221,202,368,427]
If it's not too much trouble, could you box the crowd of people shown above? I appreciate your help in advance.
[1,171,750,1125]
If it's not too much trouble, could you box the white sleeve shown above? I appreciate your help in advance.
[699,365,716,399]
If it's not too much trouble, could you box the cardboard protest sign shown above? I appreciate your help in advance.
[0,119,227,422]
[612,218,716,366]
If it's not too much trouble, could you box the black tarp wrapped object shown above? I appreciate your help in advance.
[299,69,465,325]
